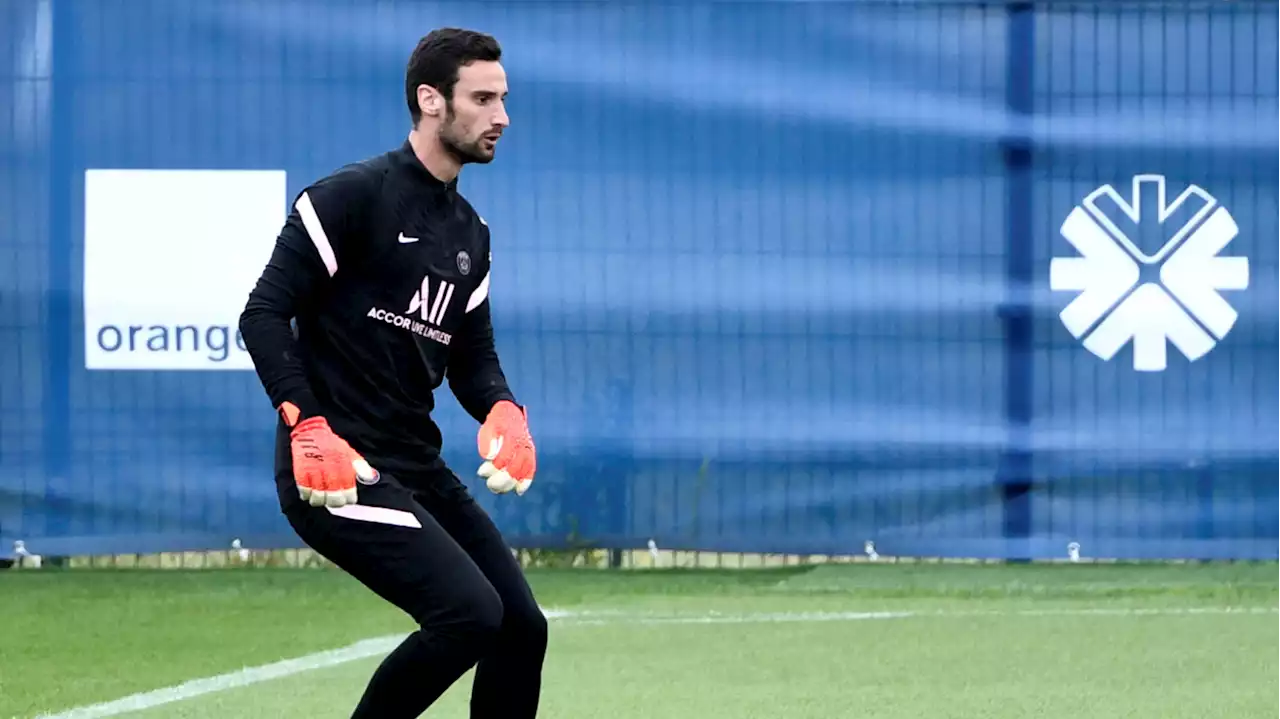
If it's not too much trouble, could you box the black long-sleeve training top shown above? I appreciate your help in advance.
[239,140,516,483]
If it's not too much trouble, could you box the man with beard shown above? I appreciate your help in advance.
[238,27,547,718]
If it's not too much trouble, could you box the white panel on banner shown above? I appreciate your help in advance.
[83,169,286,370]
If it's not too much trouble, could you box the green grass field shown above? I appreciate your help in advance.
[3,562,1277,718]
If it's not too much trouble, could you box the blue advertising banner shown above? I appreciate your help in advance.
[1,1,1276,560]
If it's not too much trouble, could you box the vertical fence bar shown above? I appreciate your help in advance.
[41,0,73,552]
[999,1,1036,561]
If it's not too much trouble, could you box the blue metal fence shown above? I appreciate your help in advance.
[2,1,1276,561]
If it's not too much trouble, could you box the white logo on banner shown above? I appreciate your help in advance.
[83,169,286,370]
[1049,175,1249,372]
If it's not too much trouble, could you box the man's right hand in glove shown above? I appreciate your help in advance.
[281,402,375,508]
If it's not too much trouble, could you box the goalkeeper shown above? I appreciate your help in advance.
[238,28,546,718]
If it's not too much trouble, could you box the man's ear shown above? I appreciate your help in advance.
[417,84,443,118]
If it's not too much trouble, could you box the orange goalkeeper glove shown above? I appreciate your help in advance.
[476,400,536,495]
[282,404,375,508]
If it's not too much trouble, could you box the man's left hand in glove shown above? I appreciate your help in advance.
[476,400,536,495]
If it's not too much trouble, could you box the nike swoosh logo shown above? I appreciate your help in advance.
[398,233,418,244]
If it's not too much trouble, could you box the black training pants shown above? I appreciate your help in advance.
[280,465,548,718]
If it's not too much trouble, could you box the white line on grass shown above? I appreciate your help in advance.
[31,635,406,719]
[35,612,574,719]
[549,605,1279,626]
[557,610,915,626]
[963,606,1279,618]
[33,606,1274,718]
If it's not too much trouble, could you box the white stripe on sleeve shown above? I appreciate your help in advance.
[295,191,338,277]
[466,271,490,313]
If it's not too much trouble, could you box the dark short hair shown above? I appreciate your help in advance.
[405,28,502,123]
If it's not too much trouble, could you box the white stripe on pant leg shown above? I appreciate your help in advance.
[326,504,422,528]
[295,191,338,277]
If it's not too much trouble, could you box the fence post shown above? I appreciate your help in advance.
[999,2,1036,562]
[43,0,75,545]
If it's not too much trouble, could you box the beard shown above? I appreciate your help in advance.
[442,133,494,165]
[439,107,495,165]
